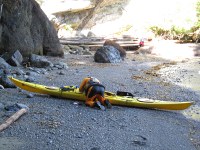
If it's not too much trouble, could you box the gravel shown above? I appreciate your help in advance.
[0,53,199,150]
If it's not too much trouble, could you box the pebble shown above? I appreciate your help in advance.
[0,84,4,89]
[15,69,25,75]
[58,71,65,75]
[25,77,35,82]
[49,140,53,144]
[18,88,22,92]
[0,51,199,150]
[26,71,38,76]
[3,69,10,74]
[91,117,97,121]
[72,102,79,105]
[90,147,101,150]
[54,64,63,69]
[27,93,34,98]
[0,102,4,110]
[46,67,52,71]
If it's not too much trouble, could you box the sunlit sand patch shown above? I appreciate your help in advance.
[151,40,196,60]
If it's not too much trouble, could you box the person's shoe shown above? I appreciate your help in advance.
[94,101,105,110]
[104,100,112,109]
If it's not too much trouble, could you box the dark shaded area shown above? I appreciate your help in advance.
[0,0,63,57]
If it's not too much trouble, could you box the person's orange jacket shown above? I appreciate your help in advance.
[79,77,90,93]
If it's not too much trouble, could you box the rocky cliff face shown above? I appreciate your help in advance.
[45,0,198,39]
[52,0,130,37]
[0,0,63,57]
[82,0,129,29]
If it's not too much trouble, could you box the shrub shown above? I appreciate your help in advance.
[149,0,200,43]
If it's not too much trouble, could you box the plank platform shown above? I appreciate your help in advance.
[59,37,141,50]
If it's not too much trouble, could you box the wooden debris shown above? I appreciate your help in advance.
[0,108,28,132]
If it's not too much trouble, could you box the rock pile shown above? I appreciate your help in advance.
[0,51,68,89]
[62,39,127,63]
[62,44,93,55]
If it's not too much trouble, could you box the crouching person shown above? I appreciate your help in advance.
[79,77,112,110]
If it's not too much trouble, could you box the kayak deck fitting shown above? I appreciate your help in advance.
[9,77,193,110]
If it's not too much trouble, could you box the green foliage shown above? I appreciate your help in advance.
[148,0,200,43]
[148,1,200,42]
[149,25,196,42]
[196,0,200,27]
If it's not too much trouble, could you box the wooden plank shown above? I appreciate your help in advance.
[60,39,140,45]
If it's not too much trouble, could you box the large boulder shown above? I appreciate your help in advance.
[29,54,53,68]
[104,40,126,59]
[0,0,63,57]
[0,70,16,88]
[94,46,122,63]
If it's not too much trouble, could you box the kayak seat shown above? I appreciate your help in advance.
[116,91,134,97]
[60,86,73,91]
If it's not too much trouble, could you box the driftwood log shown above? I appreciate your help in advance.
[0,108,28,132]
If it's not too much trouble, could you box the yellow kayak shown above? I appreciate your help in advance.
[9,77,193,110]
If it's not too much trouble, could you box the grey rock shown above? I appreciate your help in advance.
[26,71,39,76]
[25,77,36,82]
[54,62,68,69]
[32,68,43,74]
[104,39,126,59]
[54,64,63,69]
[0,57,11,69]
[0,84,4,89]
[132,135,147,146]
[27,93,34,98]
[90,147,101,150]
[30,54,53,68]
[0,74,16,88]
[15,69,25,76]
[80,45,90,50]
[0,103,4,110]
[47,68,53,71]
[82,50,92,55]
[40,69,48,75]
[0,0,63,57]
[87,31,96,37]
[94,46,122,63]
[7,50,23,66]
[58,71,65,75]
[4,103,27,112]
[62,45,71,51]
[3,69,11,75]
[68,45,84,55]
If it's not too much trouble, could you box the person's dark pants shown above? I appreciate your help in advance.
[86,86,105,107]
